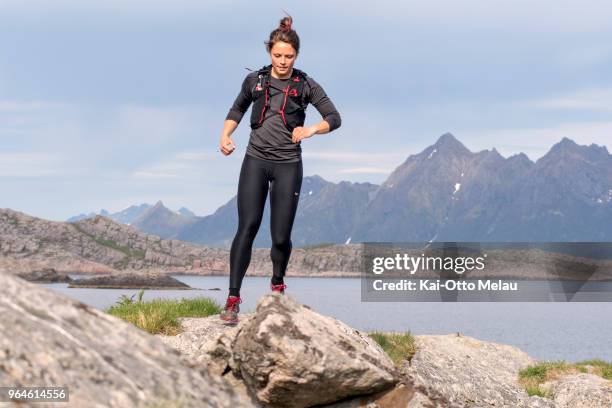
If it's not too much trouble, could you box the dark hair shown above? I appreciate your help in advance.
[265,16,300,54]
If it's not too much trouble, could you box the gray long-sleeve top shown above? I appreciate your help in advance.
[226,70,341,162]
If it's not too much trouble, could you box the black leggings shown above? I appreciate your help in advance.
[229,154,303,294]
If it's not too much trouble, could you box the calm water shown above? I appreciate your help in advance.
[42,275,612,362]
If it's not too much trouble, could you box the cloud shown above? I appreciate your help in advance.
[0,100,70,112]
[339,167,393,174]
[322,0,612,34]
[4,0,611,35]
[130,149,230,181]
[519,88,612,112]
[555,45,612,68]
[131,171,180,180]
[109,105,211,144]
[462,121,612,160]
[303,150,407,163]
[0,152,72,177]
[0,0,226,13]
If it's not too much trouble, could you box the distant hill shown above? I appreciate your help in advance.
[131,200,199,239]
[67,203,151,224]
[67,202,197,230]
[0,208,362,277]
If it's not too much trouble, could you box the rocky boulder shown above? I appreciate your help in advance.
[204,294,398,407]
[403,334,557,407]
[0,272,254,407]
[156,301,611,408]
[542,373,612,408]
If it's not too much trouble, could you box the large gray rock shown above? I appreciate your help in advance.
[0,272,254,407]
[542,373,612,408]
[204,294,398,407]
[403,334,557,408]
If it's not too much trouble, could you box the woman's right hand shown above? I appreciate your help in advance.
[220,135,236,156]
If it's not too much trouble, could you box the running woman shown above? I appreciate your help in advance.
[218,15,341,323]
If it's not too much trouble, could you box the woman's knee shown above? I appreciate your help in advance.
[237,219,262,240]
[271,235,292,251]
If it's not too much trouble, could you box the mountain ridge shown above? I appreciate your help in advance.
[63,134,612,246]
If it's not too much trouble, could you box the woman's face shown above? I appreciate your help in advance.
[269,41,297,78]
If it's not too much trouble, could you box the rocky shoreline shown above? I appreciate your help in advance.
[2,271,611,407]
[159,297,612,408]
[2,208,612,282]
[16,267,73,283]
[68,272,193,289]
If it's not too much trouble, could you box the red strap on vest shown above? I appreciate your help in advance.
[258,87,269,125]
[279,85,290,125]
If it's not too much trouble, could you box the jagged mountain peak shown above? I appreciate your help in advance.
[509,152,532,161]
[177,207,196,218]
[148,202,174,215]
[430,132,472,156]
[434,132,462,146]
[302,175,332,192]
[507,152,534,167]
[550,137,579,152]
[132,201,174,225]
[475,147,504,158]
[588,143,609,155]
[123,203,150,211]
[305,174,329,183]
[540,138,610,164]
[437,132,458,143]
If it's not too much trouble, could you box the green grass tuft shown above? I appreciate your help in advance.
[576,359,612,380]
[519,359,612,398]
[107,292,222,335]
[525,385,548,397]
[519,361,569,381]
[368,331,416,365]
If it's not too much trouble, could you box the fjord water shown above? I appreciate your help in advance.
[43,275,612,362]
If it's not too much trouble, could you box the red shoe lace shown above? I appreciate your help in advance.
[225,296,241,309]
[271,283,287,292]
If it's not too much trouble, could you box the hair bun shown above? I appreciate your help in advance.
[279,16,292,32]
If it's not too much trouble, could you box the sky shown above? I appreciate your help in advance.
[1,0,611,221]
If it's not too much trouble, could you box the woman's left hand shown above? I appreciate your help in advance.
[292,126,316,143]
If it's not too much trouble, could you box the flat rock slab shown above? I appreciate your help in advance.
[68,272,191,289]
[403,334,557,408]
[0,272,253,407]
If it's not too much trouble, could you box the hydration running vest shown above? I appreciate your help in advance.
[249,65,308,132]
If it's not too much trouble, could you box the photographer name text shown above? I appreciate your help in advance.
[372,279,518,291]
